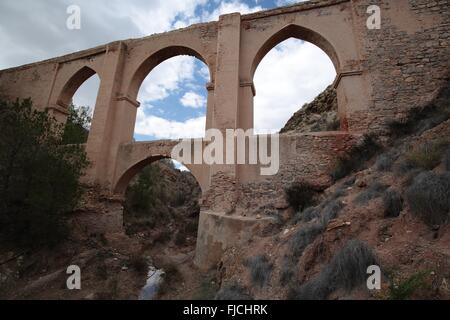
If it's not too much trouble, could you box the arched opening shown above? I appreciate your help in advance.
[252,25,339,133]
[129,47,211,141]
[57,66,100,144]
[120,157,202,299]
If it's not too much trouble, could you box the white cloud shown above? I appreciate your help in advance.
[180,92,206,108]
[137,56,196,102]
[202,0,263,21]
[276,0,308,7]
[254,39,336,132]
[135,107,206,139]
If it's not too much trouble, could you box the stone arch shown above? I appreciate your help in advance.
[250,24,341,79]
[56,66,100,109]
[126,45,213,102]
[114,154,204,196]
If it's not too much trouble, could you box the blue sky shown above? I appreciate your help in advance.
[0,0,335,142]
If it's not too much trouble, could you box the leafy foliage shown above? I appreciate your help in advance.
[0,99,89,248]
[61,103,91,145]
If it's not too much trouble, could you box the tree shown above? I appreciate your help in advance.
[0,99,89,249]
[61,103,91,145]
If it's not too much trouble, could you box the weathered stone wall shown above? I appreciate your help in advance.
[349,0,450,132]
[201,131,362,217]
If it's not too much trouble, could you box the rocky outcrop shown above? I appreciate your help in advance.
[280,85,339,134]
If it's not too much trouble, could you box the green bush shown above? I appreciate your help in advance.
[331,135,381,182]
[61,104,91,145]
[285,181,317,212]
[388,271,428,300]
[0,99,89,249]
[406,172,450,226]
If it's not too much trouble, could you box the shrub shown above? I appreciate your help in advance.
[290,223,324,259]
[293,207,320,224]
[404,141,448,171]
[353,182,389,205]
[289,239,378,300]
[388,271,428,300]
[129,255,148,274]
[387,103,450,138]
[279,257,296,286]
[61,103,91,145]
[441,148,450,171]
[331,135,381,182]
[174,230,187,246]
[320,200,344,226]
[375,152,396,171]
[406,172,450,226]
[193,278,219,300]
[244,255,273,288]
[0,99,89,249]
[215,282,253,300]
[382,189,403,218]
[285,181,317,212]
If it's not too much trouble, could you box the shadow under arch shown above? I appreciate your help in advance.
[57,66,99,109]
[127,45,213,102]
[251,24,341,79]
[114,155,203,196]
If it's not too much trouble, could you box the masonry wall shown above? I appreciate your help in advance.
[350,0,450,132]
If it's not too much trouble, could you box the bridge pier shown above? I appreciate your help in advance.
[194,210,276,270]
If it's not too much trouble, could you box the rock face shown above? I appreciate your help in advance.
[280,86,339,134]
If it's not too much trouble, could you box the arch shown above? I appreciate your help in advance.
[114,154,204,196]
[56,66,99,109]
[251,24,340,79]
[127,45,213,102]
[114,155,168,194]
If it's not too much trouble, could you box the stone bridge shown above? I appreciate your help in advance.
[0,0,448,268]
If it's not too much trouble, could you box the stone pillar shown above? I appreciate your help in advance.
[334,70,370,132]
[84,41,128,188]
[205,82,215,130]
[212,13,241,131]
[237,81,255,130]
[206,12,242,212]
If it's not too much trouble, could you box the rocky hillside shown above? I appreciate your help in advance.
[280,85,339,133]
[212,82,450,300]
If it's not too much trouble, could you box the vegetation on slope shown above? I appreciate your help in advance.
[0,99,89,249]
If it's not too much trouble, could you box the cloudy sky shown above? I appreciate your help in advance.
[0,0,336,141]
